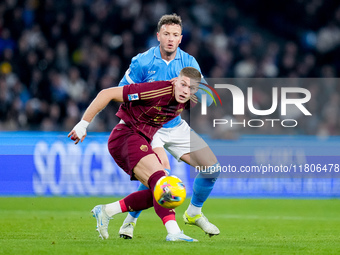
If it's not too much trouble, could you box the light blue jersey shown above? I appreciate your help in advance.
[119,45,211,128]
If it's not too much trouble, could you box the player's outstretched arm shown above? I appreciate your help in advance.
[80,87,124,123]
[68,87,124,144]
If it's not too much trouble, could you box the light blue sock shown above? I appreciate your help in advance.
[128,168,171,218]
[191,163,220,207]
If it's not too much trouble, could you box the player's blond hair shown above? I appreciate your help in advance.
[157,14,182,32]
[179,67,201,82]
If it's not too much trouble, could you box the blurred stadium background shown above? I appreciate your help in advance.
[0,0,340,197]
[0,0,340,133]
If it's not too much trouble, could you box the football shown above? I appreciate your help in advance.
[153,176,186,209]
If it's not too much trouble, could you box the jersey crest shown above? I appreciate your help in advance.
[140,145,148,152]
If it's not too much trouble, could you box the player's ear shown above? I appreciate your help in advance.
[157,32,160,42]
[179,35,183,44]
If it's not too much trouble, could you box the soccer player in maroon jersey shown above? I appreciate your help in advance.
[68,67,200,242]
[119,14,220,239]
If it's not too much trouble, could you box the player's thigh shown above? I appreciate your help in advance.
[133,154,165,187]
[108,124,161,181]
[151,128,171,169]
[181,146,217,167]
[152,147,171,169]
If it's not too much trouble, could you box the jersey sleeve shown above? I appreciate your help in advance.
[122,83,144,101]
[118,54,144,87]
[122,81,171,102]
[190,57,202,73]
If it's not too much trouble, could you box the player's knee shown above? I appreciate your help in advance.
[161,161,171,170]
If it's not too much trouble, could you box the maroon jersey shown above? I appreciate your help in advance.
[116,81,197,140]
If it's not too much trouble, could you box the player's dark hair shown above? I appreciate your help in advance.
[157,14,182,32]
[179,67,201,82]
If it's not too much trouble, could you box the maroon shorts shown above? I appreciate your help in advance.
[108,124,159,180]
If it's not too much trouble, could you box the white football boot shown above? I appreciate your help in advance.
[183,210,220,237]
[166,231,198,242]
[119,222,135,239]
[91,205,112,239]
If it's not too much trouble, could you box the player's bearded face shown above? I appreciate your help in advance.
[174,75,198,103]
[157,24,182,56]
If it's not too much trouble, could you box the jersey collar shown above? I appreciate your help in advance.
[154,45,181,60]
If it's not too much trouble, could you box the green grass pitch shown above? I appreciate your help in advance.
[0,197,339,255]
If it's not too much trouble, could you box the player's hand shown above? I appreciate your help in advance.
[67,120,89,144]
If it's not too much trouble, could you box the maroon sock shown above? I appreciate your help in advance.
[147,170,166,190]
[148,171,176,224]
[119,170,166,212]
[119,189,153,212]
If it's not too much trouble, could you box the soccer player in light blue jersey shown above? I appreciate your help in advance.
[115,14,221,239]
